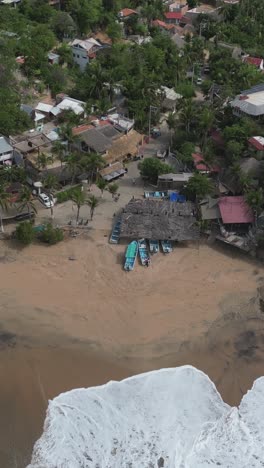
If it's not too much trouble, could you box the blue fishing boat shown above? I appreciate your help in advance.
[124,241,138,271]
[109,219,121,244]
[149,240,159,254]
[138,239,150,266]
[161,240,173,254]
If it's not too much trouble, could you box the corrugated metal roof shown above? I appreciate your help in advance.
[218,196,254,224]
[0,136,12,154]
[35,103,53,113]
[80,128,111,153]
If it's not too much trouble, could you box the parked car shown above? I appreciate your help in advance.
[151,128,161,138]
[196,77,203,85]
[156,149,166,159]
[38,193,54,208]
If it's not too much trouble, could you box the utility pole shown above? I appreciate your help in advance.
[148,105,158,142]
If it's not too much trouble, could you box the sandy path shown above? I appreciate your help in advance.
[0,232,263,466]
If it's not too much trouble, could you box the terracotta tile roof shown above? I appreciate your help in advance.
[72,120,110,135]
[192,153,220,173]
[218,196,254,224]
[119,8,138,17]
[152,19,175,30]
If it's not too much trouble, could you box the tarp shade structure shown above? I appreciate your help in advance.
[169,193,186,202]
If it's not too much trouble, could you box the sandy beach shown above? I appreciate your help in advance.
[0,226,264,466]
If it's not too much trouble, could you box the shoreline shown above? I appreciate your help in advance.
[0,232,264,466]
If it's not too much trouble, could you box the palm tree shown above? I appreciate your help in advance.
[17,185,37,220]
[65,153,83,185]
[71,190,87,224]
[59,125,79,152]
[0,184,9,232]
[87,195,99,220]
[199,107,215,149]
[81,153,104,186]
[96,178,108,197]
[37,152,53,171]
[246,188,264,221]
[166,112,176,148]
[178,99,197,133]
[52,141,66,169]
[108,183,119,199]
[88,61,105,100]
[42,174,59,218]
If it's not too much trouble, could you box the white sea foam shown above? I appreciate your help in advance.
[28,366,264,467]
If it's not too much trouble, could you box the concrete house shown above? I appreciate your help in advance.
[0,136,13,164]
[70,38,102,71]
[164,12,183,25]
[230,84,264,118]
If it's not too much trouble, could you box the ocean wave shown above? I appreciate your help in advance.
[28,366,264,467]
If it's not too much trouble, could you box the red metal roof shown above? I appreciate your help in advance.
[218,196,254,224]
[165,12,182,20]
[192,153,220,173]
[244,56,263,67]
[248,136,264,151]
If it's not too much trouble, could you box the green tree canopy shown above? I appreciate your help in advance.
[138,158,172,183]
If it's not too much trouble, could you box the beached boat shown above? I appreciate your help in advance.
[138,239,150,266]
[144,191,167,199]
[149,240,159,254]
[124,241,138,271]
[161,240,173,254]
[109,220,121,244]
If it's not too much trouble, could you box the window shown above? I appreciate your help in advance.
[77,54,80,58]
[73,53,75,57]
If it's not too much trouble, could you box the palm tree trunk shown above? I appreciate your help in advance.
[27,203,31,221]
[90,207,94,220]
[0,215,4,233]
[76,205,80,224]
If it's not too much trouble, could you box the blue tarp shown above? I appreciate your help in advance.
[170,192,186,202]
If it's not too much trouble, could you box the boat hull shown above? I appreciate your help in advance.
[110,220,121,244]
[161,240,172,254]
[124,241,138,271]
[149,240,159,254]
[138,239,150,266]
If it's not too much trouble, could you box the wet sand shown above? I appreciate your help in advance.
[0,233,264,467]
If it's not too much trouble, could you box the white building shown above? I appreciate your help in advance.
[70,38,102,71]
[230,84,264,117]
[50,97,86,117]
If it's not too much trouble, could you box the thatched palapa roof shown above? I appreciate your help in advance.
[106,130,143,164]
[120,199,199,241]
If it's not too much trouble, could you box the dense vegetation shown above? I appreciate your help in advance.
[0,0,263,136]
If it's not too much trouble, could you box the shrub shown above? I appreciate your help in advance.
[15,221,35,245]
[40,223,64,245]
[56,186,82,203]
